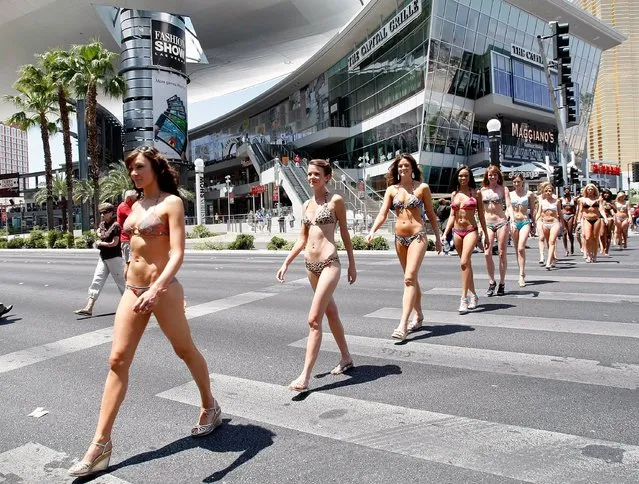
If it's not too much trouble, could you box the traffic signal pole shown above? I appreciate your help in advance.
[536,35,569,189]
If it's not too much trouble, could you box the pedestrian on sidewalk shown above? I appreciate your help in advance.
[341,173,347,187]
[266,212,272,233]
[117,189,138,279]
[277,158,357,393]
[0,303,13,318]
[287,211,295,229]
[74,203,126,316]
[367,153,442,340]
[68,146,221,478]
[278,213,286,233]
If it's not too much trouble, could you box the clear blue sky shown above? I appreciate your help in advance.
[27,75,284,173]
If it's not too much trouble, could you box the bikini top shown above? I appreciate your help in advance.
[451,196,477,211]
[302,196,336,227]
[392,192,423,212]
[582,198,599,208]
[616,202,628,212]
[562,197,575,208]
[123,206,169,237]
[482,189,503,205]
[510,194,529,207]
[541,198,558,211]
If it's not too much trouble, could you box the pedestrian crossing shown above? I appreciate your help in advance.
[1,254,639,482]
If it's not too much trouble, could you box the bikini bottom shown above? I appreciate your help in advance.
[305,255,340,276]
[487,220,509,232]
[452,226,477,239]
[394,231,425,247]
[584,218,599,227]
[562,213,575,222]
[126,277,178,297]
[512,219,531,232]
[542,221,560,230]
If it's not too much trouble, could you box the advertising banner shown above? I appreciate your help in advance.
[152,70,188,161]
[151,19,186,74]
[0,173,19,197]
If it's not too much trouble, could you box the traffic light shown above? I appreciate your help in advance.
[550,22,577,126]
[552,166,564,186]
[633,162,639,182]
[551,22,570,61]
[569,166,579,183]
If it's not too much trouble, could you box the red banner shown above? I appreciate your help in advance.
[591,163,620,175]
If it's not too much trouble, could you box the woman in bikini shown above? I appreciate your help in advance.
[367,153,441,340]
[561,187,577,257]
[68,147,221,477]
[600,189,616,256]
[509,174,535,287]
[614,191,630,249]
[443,165,489,313]
[480,165,511,296]
[575,183,606,263]
[534,182,562,270]
[276,159,356,392]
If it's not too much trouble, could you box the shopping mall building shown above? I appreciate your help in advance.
[188,0,624,219]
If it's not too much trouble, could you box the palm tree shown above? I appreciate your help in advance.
[72,178,94,208]
[40,48,75,236]
[68,40,126,227]
[4,65,58,229]
[35,173,71,230]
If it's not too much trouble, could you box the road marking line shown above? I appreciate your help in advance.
[365,308,639,339]
[0,442,130,483]
[473,273,639,284]
[425,287,639,303]
[157,373,639,483]
[289,334,639,389]
[0,280,307,375]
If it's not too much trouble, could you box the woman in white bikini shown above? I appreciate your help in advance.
[509,174,535,287]
[68,146,220,477]
[480,165,511,296]
[534,182,562,270]
[367,153,441,340]
[614,191,630,249]
[277,159,356,392]
[561,187,577,257]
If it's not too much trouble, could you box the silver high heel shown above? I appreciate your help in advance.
[191,400,222,437]
[67,440,112,477]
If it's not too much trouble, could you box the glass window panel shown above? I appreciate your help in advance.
[495,21,507,42]
[504,26,515,46]
[463,30,475,51]
[533,83,542,105]
[474,34,487,54]
[524,64,533,80]
[467,8,479,32]
[509,7,519,28]
[498,3,510,23]
[513,60,524,77]
[514,76,525,99]
[488,18,498,38]
[453,24,467,47]
[434,0,445,18]
[480,0,492,15]
[490,1,500,19]
[532,67,541,83]
[456,4,469,25]
[444,0,458,22]
[477,14,489,35]
[441,20,455,44]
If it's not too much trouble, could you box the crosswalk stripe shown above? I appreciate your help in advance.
[365,308,639,338]
[289,334,639,389]
[424,287,639,303]
[0,442,131,483]
[473,273,639,284]
[157,373,639,483]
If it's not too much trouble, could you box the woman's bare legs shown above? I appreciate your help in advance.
[153,282,215,424]
[454,231,478,298]
[545,223,561,267]
[324,296,352,369]
[395,238,427,333]
[514,224,531,282]
[583,220,600,262]
[537,220,546,263]
[495,224,509,285]
[621,219,629,248]
[484,228,497,285]
[292,264,341,388]
[81,291,151,463]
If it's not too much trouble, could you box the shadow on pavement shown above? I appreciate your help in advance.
[75,312,116,321]
[520,279,554,286]
[87,420,275,483]
[294,364,402,400]
[471,303,516,312]
[0,315,20,325]
[406,324,475,342]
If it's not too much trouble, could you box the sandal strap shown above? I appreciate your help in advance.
[91,440,111,449]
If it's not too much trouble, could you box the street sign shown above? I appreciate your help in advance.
[0,173,19,197]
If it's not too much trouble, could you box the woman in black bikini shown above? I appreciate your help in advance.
[367,154,441,340]
[276,159,356,392]
[68,147,220,477]
[561,187,576,257]
[443,165,489,313]
[575,183,605,263]
[600,189,616,256]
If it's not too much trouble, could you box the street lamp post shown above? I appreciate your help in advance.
[225,174,231,232]
[487,118,502,168]
[194,158,204,226]
[358,155,370,229]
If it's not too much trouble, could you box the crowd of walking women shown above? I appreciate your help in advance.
[67,150,631,477]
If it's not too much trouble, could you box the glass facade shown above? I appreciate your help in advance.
[190,0,607,194]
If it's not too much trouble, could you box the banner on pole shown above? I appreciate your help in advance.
[152,71,188,161]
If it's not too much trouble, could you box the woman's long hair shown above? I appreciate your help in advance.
[124,146,180,197]
[385,153,422,186]
[482,164,504,187]
[582,183,600,199]
[451,165,476,191]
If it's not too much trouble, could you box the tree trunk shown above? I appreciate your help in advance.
[86,83,100,228]
[61,197,68,231]
[40,113,54,230]
[59,86,74,235]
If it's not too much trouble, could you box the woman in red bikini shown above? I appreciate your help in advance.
[276,159,357,392]
[69,147,220,477]
[443,165,489,313]
[367,153,441,340]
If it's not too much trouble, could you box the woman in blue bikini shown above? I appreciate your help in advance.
[367,153,441,340]
[277,159,357,392]
[443,165,489,313]
[509,174,535,287]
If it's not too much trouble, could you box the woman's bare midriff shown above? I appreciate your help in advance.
[305,226,337,260]
[127,236,171,287]
[394,207,424,238]
[541,210,558,223]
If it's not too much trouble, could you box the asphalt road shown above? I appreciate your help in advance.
[0,238,638,483]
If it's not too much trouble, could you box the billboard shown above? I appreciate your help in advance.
[151,19,186,74]
[0,173,19,197]
[152,71,188,161]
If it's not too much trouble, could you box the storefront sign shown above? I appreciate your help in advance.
[505,171,541,180]
[511,123,555,144]
[510,44,557,69]
[152,20,186,74]
[0,173,19,197]
[348,0,421,70]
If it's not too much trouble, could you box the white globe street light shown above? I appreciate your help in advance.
[487,118,502,168]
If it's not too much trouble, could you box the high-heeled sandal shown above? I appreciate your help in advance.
[67,440,112,477]
[191,401,222,437]
[407,316,423,332]
[391,328,407,341]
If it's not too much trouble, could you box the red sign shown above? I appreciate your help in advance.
[591,163,621,175]
[273,186,279,202]
[250,185,265,195]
